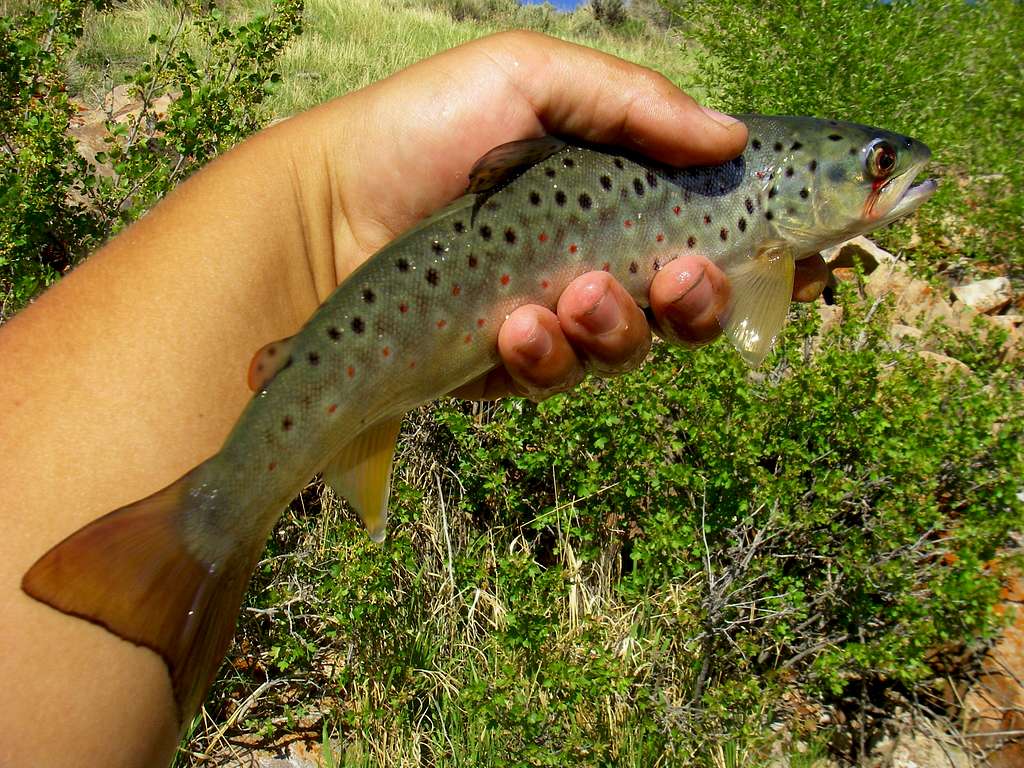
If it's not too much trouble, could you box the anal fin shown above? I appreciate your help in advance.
[323,417,404,543]
[722,248,796,367]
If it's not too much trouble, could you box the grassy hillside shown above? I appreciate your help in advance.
[3,1,1022,766]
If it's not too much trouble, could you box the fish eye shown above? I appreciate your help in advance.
[865,140,898,180]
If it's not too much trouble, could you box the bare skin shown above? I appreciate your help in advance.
[0,31,824,768]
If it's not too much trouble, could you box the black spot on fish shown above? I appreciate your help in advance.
[479,225,492,240]
[720,228,728,241]
[282,356,293,372]
[432,240,444,254]
[484,200,500,212]
[768,185,777,198]
[809,159,818,172]
[827,165,847,182]
[351,317,365,333]
[396,258,410,272]
[629,261,638,273]
[800,188,809,199]
[633,178,645,196]
[308,351,320,365]
[454,221,465,233]
[765,210,774,221]
[645,171,658,188]
[787,207,796,215]
[545,168,556,178]
[773,142,783,152]
[529,191,541,205]
[785,167,794,177]
[600,175,612,191]
[426,269,439,286]
[282,416,293,431]
[362,288,376,303]
[504,228,516,244]
[703,213,712,224]
[555,190,567,206]
[738,217,747,232]
[849,146,858,155]
[752,139,762,150]
[791,141,803,151]
[563,156,575,168]
[745,197,754,214]
[687,235,696,248]
[327,327,341,341]
[613,158,625,170]
[468,255,478,268]
[828,134,843,141]
[578,193,592,210]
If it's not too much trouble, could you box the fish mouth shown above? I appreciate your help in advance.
[865,161,937,226]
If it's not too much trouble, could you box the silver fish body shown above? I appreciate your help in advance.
[22,114,935,722]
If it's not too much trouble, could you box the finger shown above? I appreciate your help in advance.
[496,305,585,400]
[649,256,732,347]
[481,31,749,166]
[793,254,828,302]
[555,272,651,376]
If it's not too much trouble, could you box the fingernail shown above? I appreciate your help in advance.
[700,106,740,127]
[669,267,713,319]
[575,285,621,335]
[511,314,552,362]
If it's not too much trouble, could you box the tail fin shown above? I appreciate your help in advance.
[21,466,256,722]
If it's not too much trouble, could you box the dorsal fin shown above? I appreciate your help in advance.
[467,136,567,194]
[247,335,295,391]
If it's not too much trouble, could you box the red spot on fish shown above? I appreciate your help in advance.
[327,404,337,414]
[538,232,548,243]
[464,334,472,344]
[568,243,578,254]
[437,319,447,329]
[500,274,510,285]
[602,262,610,272]
[409,361,417,369]
[673,206,681,215]
[624,220,632,228]
[476,318,486,327]
[756,170,765,179]
[656,233,665,242]
[268,461,277,472]
[399,302,409,313]
[540,280,550,289]
[347,366,355,378]
[382,347,390,357]
[452,285,461,296]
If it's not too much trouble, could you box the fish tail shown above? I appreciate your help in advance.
[21,462,259,722]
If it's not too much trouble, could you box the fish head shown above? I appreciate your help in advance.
[740,116,936,256]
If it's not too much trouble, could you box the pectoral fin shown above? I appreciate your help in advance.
[323,417,403,542]
[722,248,796,367]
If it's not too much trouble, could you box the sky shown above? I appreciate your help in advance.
[520,0,581,11]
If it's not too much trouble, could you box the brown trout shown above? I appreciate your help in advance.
[23,115,935,721]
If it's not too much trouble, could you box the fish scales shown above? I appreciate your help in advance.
[21,114,936,723]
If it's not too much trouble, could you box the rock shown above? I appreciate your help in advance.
[963,570,1024,768]
[821,235,895,275]
[890,732,973,768]
[952,277,1013,314]
[890,323,923,344]
[989,314,1023,332]
[918,350,973,377]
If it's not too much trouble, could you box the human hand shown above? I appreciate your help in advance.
[296,31,826,400]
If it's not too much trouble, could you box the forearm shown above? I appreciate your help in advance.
[0,107,348,768]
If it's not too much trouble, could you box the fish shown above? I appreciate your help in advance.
[22,115,935,723]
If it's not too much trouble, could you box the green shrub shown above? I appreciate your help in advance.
[0,0,302,318]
